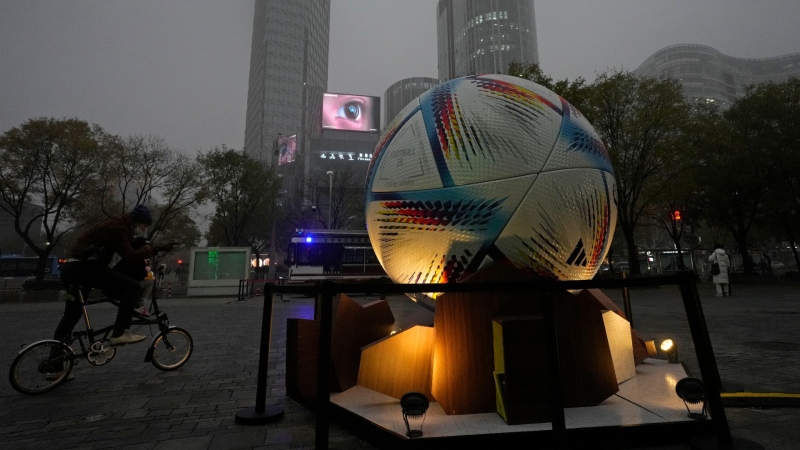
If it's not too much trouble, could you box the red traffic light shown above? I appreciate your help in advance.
[671,210,682,221]
[177,259,183,265]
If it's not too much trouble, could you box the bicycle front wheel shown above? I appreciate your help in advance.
[9,340,74,395]
[150,327,192,371]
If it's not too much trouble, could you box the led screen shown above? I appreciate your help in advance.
[278,134,297,166]
[322,92,380,132]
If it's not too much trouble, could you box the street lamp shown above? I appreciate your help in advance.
[326,170,334,228]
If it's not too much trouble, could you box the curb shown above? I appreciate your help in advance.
[721,392,800,408]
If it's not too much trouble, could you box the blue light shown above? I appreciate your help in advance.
[306,237,313,243]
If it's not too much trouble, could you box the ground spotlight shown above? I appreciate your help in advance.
[400,392,429,438]
[661,339,678,363]
[675,377,707,420]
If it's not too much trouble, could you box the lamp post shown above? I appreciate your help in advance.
[326,170,334,229]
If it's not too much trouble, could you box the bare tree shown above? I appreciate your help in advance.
[0,118,106,282]
[83,134,206,246]
[287,168,367,230]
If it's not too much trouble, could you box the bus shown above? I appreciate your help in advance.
[285,229,388,283]
[0,256,64,278]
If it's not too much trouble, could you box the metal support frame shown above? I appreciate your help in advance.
[235,283,284,424]
[236,271,735,449]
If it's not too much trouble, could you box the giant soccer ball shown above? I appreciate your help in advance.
[365,74,616,288]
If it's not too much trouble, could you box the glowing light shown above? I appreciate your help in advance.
[306,237,313,243]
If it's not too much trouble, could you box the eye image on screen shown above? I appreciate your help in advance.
[277,135,296,166]
[322,93,379,132]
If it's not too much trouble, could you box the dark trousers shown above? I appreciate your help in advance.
[54,261,142,341]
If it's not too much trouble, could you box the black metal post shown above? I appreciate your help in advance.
[235,282,284,424]
[622,271,633,327]
[541,288,566,446]
[315,280,334,449]
[677,271,732,447]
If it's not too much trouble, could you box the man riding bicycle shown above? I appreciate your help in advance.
[54,205,176,347]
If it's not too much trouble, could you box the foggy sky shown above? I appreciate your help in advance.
[1,0,798,154]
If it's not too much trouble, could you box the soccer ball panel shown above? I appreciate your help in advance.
[371,109,444,193]
[541,102,614,174]
[495,169,617,280]
[366,175,537,284]
[418,75,562,187]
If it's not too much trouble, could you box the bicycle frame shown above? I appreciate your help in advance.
[65,267,171,360]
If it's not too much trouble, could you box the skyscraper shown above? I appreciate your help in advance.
[383,77,439,127]
[244,0,330,165]
[636,44,800,109]
[437,0,539,82]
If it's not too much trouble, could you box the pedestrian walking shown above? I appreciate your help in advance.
[708,243,731,297]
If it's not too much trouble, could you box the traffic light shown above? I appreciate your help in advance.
[177,259,183,265]
[671,210,681,221]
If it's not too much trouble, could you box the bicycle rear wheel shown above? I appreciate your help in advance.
[150,327,192,371]
[9,340,74,395]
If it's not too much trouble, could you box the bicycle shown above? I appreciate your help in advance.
[8,260,193,395]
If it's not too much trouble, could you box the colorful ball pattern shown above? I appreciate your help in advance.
[365,74,616,289]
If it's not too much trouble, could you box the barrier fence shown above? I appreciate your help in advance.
[238,278,285,302]
[235,272,734,449]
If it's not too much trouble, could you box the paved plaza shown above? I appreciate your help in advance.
[0,279,799,449]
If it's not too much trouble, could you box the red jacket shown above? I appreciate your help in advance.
[70,213,157,264]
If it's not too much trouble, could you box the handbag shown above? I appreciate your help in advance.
[711,262,720,275]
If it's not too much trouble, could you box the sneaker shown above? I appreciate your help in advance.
[109,331,147,346]
[45,371,75,382]
[133,306,150,319]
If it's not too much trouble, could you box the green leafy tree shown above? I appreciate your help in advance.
[721,78,800,272]
[0,118,105,282]
[582,71,691,274]
[198,146,281,247]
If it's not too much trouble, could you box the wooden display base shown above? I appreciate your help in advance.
[286,294,395,406]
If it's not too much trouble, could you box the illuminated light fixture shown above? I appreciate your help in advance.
[661,339,678,363]
[306,237,313,243]
[675,377,707,420]
[400,392,429,438]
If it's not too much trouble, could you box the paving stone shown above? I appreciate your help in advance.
[152,435,212,450]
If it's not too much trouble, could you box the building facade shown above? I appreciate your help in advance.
[437,0,539,82]
[635,44,800,109]
[244,0,330,164]
[383,77,439,127]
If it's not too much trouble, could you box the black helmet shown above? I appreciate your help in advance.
[130,204,153,225]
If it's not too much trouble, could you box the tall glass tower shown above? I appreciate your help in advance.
[244,0,330,165]
[437,0,539,81]
[636,44,800,109]
[383,77,439,127]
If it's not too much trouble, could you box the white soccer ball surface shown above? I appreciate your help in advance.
[365,74,616,288]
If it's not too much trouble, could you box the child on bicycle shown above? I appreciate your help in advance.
[54,205,176,348]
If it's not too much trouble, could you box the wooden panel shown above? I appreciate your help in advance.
[553,291,619,407]
[357,325,435,400]
[431,288,539,415]
[493,317,551,424]
[330,295,395,392]
[286,318,320,407]
[432,293,503,415]
[602,310,636,384]
[577,288,651,365]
